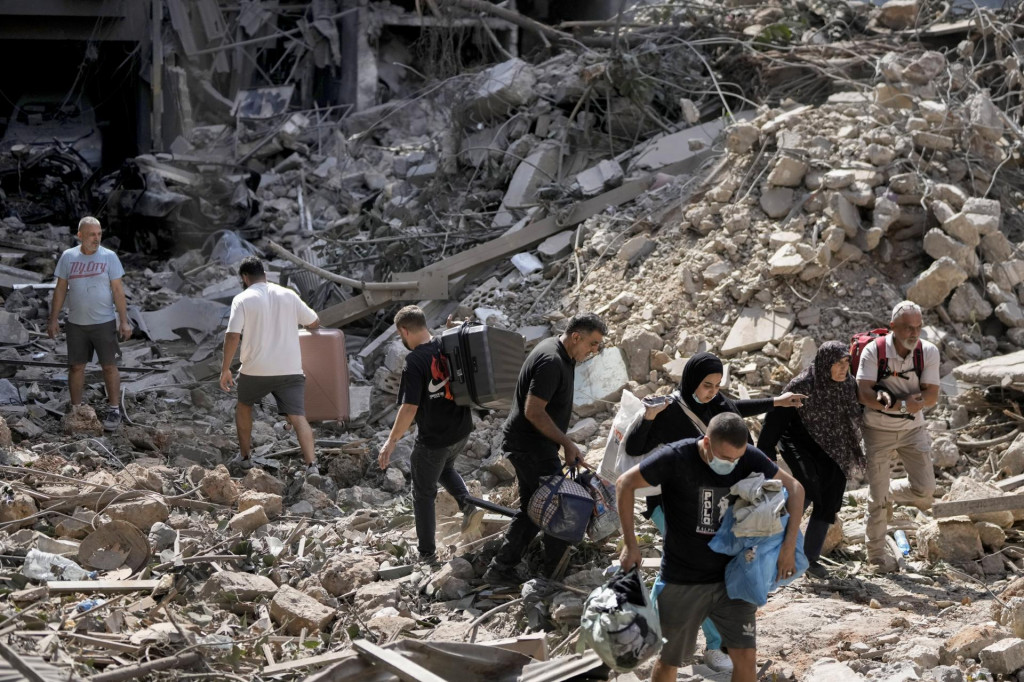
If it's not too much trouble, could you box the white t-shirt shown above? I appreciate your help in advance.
[856,334,940,432]
[226,282,317,376]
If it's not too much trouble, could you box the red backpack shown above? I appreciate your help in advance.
[849,328,923,381]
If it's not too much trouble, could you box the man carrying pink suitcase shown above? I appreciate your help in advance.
[220,256,321,475]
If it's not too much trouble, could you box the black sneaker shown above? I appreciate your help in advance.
[418,552,441,568]
[482,561,520,585]
[806,561,830,579]
[102,407,122,432]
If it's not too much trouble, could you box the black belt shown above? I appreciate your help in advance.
[871,409,915,420]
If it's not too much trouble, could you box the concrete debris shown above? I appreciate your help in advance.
[721,307,795,357]
[270,584,336,635]
[2,2,1024,681]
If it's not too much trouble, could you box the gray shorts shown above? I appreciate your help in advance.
[656,580,757,667]
[237,374,305,415]
[67,320,120,366]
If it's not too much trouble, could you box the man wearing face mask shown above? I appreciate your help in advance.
[618,413,804,682]
[622,351,804,673]
[220,257,320,475]
[378,305,483,565]
[856,301,940,573]
[483,312,607,583]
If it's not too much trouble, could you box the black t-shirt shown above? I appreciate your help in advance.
[396,337,472,448]
[639,438,779,584]
[502,337,575,457]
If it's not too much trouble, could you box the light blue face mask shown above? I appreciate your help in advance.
[692,393,705,404]
[705,440,739,475]
[709,456,738,475]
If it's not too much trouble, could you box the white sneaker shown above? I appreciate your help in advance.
[704,648,733,673]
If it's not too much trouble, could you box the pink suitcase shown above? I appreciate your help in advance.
[299,328,350,423]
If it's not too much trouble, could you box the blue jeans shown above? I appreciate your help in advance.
[651,504,724,651]
[410,436,471,556]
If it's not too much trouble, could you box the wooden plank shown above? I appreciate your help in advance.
[165,0,198,55]
[997,473,1024,492]
[482,632,548,661]
[65,633,140,655]
[409,175,652,279]
[352,640,447,682]
[932,493,1024,519]
[0,264,42,283]
[319,177,652,327]
[46,580,159,594]
[611,557,662,569]
[262,650,354,675]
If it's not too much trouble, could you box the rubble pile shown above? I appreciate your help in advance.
[1,0,1024,680]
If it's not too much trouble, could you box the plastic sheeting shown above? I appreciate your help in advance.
[580,567,663,672]
[709,476,808,606]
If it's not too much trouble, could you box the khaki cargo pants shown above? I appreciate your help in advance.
[863,424,935,560]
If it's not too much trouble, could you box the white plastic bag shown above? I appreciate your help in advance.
[599,390,643,481]
[599,390,662,497]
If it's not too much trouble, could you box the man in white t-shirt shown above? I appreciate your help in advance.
[856,301,940,573]
[220,257,320,474]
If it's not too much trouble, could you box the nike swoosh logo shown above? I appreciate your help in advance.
[428,379,448,392]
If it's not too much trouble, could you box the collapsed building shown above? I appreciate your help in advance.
[1,0,1024,680]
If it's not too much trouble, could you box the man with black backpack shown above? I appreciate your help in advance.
[378,306,483,565]
[853,301,940,573]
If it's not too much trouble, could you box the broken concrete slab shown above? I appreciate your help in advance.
[103,498,169,531]
[460,58,537,122]
[980,637,1024,675]
[769,245,805,275]
[628,112,755,173]
[721,307,795,357]
[617,235,656,265]
[760,187,795,219]
[574,347,629,415]
[940,624,1008,665]
[954,350,1024,387]
[141,298,229,342]
[620,327,663,382]
[349,385,373,422]
[492,143,561,230]
[574,159,623,197]
[0,311,29,345]
[518,325,550,350]
[905,257,968,309]
[766,155,808,188]
[228,505,269,533]
[200,571,278,602]
[537,230,575,261]
[802,659,865,681]
[917,517,983,562]
[270,585,336,635]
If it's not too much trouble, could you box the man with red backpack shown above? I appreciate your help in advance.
[378,306,483,565]
[853,301,940,573]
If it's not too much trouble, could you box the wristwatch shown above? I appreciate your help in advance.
[899,400,908,414]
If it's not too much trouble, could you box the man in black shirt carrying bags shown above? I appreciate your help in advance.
[378,306,483,564]
[617,413,804,682]
[483,312,607,583]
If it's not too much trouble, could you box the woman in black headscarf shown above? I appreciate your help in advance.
[625,351,806,462]
[757,341,864,579]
